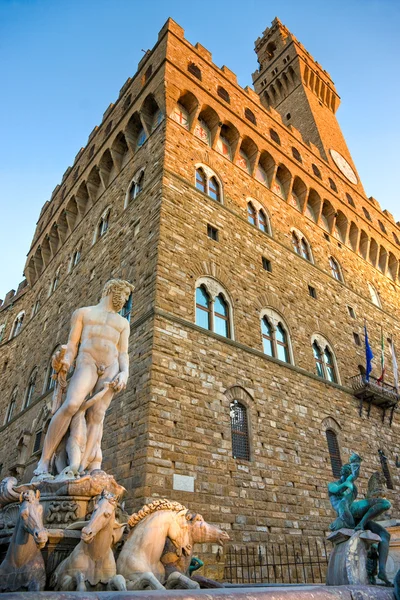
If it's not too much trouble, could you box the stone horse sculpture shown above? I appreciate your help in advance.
[50,490,126,591]
[0,490,48,592]
[117,498,230,590]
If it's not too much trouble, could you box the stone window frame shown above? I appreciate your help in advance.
[321,417,343,478]
[259,307,294,365]
[311,333,340,385]
[5,387,18,424]
[225,386,254,462]
[93,206,111,244]
[0,323,6,342]
[48,266,62,297]
[194,276,234,340]
[69,244,83,273]
[246,198,272,236]
[125,168,146,209]
[24,367,38,410]
[31,292,41,318]
[194,163,223,204]
[329,256,344,283]
[290,227,314,263]
[368,282,382,308]
[9,310,25,340]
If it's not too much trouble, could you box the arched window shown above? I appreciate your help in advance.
[255,164,268,185]
[50,267,61,294]
[269,129,281,145]
[292,230,312,262]
[195,286,211,330]
[346,193,356,208]
[214,295,230,337]
[292,147,302,162]
[326,429,342,478]
[260,310,292,364]
[195,278,233,339]
[188,62,202,80]
[363,207,372,222]
[230,400,250,460]
[312,336,339,383]
[136,127,147,149]
[172,103,190,129]
[194,119,211,145]
[312,164,322,179]
[96,209,110,241]
[194,165,222,203]
[329,257,343,282]
[24,368,38,409]
[0,323,5,342]
[70,247,81,272]
[368,283,381,308]
[10,311,25,339]
[244,108,256,125]
[195,168,206,193]
[5,388,17,424]
[208,177,220,202]
[217,86,230,103]
[127,170,144,205]
[247,202,256,226]
[247,201,271,234]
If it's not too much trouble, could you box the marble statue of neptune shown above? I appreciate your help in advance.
[34,279,135,480]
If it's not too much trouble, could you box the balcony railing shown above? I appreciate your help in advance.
[349,374,399,424]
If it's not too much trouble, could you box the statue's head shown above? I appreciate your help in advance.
[102,279,135,312]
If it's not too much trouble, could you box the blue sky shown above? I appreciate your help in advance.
[0,0,399,299]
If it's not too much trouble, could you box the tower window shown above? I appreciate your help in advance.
[269,129,281,145]
[188,62,202,80]
[207,224,218,241]
[244,108,257,125]
[217,86,230,103]
[328,178,338,193]
[312,339,338,383]
[312,164,322,179]
[346,193,356,208]
[326,429,342,478]
[195,279,233,340]
[230,400,250,460]
[353,332,361,346]
[292,147,302,163]
[33,431,42,454]
[363,207,372,222]
[348,306,356,319]
[329,257,343,282]
[262,257,272,272]
[308,285,317,299]
[378,220,387,234]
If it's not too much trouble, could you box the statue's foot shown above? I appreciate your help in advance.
[377,571,393,587]
[31,469,54,482]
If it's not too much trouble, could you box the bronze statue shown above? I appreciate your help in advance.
[328,452,391,585]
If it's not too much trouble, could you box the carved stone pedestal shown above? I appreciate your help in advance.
[326,528,381,586]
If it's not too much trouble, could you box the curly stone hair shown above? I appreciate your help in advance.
[101,279,135,298]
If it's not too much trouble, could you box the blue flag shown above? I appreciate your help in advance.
[364,325,374,382]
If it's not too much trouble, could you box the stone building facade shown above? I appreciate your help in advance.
[1,16,400,566]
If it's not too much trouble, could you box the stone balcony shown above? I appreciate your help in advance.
[349,374,399,425]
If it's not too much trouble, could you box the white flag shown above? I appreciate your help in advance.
[390,339,398,391]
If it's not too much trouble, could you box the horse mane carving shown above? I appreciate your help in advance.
[128,499,189,528]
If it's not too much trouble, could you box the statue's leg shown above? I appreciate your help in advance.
[367,520,392,585]
[353,499,391,530]
[79,363,118,472]
[65,411,87,474]
[35,361,97,475]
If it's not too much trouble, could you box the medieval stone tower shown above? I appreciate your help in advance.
[1,18,400,574]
